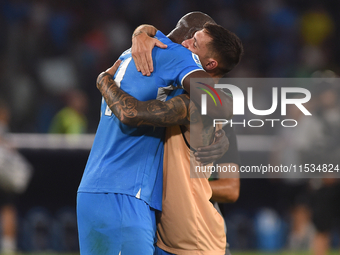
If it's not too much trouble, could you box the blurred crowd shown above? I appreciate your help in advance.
[0,0,340,134]
[1,0,340,253]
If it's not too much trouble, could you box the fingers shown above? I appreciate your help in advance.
[132,53,141,72]
[134,53,149,75]
[196,155,222,164]
[105,59,122,76]
[132,36,168,76]
[155,40,168,49]
[194,149,225,163]
[146,50,153,74]
[139,52,151,76]
[195,149,224,158]
[131,34,152,76]
[142,40,167,74]
[197,129,227,153]
[196,142,228,153]
[135,47,154,76]
[195,129,229,163]
[132,51,151,76]
[214,129,225,140]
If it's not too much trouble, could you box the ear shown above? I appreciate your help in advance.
[204,58,218,71]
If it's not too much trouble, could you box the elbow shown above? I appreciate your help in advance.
[227,190,240,203]
[219,190,239,203]
[113,112,137,127]
[220,187,240,203]
[228,178,240,203]
[120,117,138,127]
[96,72,106,90]
[119,117,130,126]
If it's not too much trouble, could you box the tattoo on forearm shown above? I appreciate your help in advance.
[132,30,145,38]
[97,72,193,127]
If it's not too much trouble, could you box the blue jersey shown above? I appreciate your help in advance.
[78,31,203,210]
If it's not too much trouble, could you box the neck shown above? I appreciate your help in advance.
[167,29,182,44]
[212,76,220,83]
[206,71,222,83]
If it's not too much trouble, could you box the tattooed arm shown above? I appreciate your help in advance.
[97,61,196,127]
[98,60,229,163]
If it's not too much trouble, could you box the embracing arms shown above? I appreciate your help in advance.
[209,126,240,203]
[98,61,229,163]
[97,61,191,127]
[131,25,233,120]
[209,165,240,203]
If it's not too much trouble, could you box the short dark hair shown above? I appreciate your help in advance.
[203,23,243,75]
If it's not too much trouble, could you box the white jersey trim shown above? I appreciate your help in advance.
[135,188,141,199]
[180,69,204,88]
[156,84,177,102]
[114,57,132,88]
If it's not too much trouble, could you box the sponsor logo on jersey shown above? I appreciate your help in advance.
[192,53,203,69]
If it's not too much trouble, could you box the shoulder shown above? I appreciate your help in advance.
[118,48,132,60]
[154,43,202,69]
[154,30,169,42]
[154,31,192,55]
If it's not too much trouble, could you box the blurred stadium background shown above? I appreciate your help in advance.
[1,0,340,254]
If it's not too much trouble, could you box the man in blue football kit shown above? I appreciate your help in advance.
[77,12,236,255]
[96,20,243,255]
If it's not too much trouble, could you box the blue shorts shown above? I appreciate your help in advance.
[77,192,157,255]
